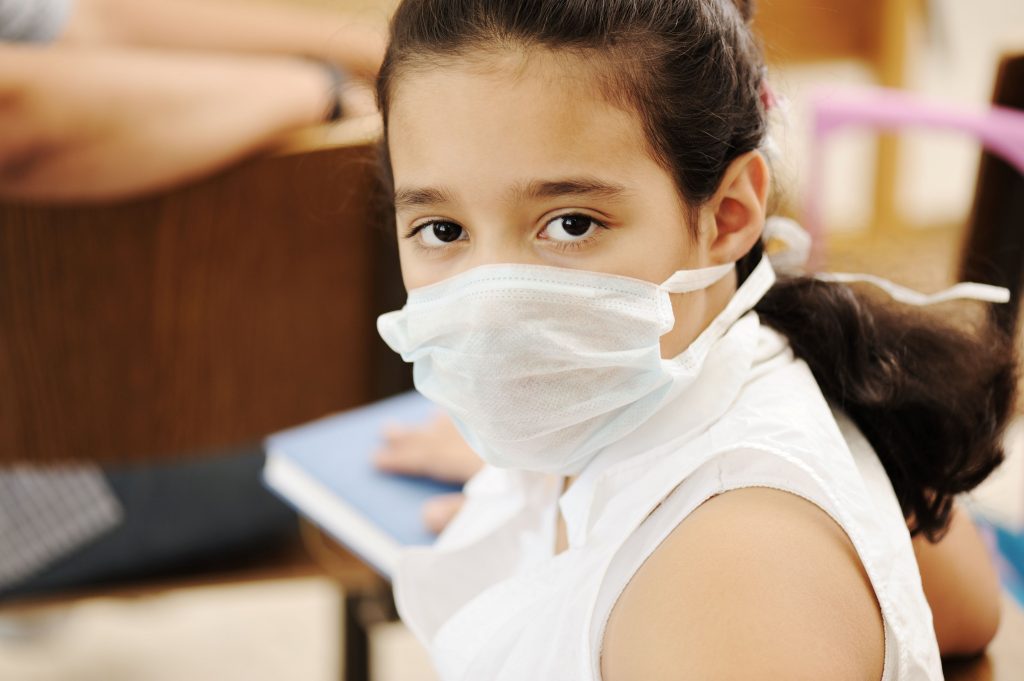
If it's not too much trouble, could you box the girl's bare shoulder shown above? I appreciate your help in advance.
[601,487,884,681]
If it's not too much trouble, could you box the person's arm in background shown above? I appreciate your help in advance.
[58,0,385,81]
[913,502,1003,657]
[0,0,385,201]
[0,44,339,201]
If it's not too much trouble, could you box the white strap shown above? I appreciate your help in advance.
[660,262,735,294]
[814,272,1010,306]
[762,216,1010,307]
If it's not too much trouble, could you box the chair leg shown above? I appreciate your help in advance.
[341,586,399,681]
[962,54,1024,335]
[342,592,371,681]
[960,153,1024,335]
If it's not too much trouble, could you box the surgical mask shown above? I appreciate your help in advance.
[377,258,772,476]
[379,216,1010,478]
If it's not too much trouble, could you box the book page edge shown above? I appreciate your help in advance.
[263,451,401,578]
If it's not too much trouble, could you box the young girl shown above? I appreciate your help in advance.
[372,0,1018,678]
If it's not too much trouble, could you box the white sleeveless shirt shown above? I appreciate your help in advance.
[394,305,944,680]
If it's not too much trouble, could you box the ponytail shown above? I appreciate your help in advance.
[741,242,1018,540]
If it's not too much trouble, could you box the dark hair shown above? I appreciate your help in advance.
[376,0,1017,540]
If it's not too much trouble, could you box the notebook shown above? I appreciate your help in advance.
[262,391,462,579]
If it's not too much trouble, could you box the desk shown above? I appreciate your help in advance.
[0,116,406,465]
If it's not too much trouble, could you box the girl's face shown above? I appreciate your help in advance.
[387,50,763,357]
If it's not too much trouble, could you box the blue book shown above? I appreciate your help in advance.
[262,391,461,579]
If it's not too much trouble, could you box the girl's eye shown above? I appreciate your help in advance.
[414,221,466,247]
[541,214,602,242]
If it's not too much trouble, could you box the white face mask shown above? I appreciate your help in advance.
[379,216,1011,478]
[378,258,774,476]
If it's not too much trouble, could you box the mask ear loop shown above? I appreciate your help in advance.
[763,216,1011,306]
[813,272,1010,306]
[659,263,736,294]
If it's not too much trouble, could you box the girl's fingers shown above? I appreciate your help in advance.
[372,441,428,475]
[380,421,408,441]
[422,493,466,534]
[373,412,484,482]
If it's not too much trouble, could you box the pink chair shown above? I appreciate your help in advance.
[802,86,1024,267]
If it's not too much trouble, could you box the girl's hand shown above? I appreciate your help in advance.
[373,412,483,533]
[374,412,483,483]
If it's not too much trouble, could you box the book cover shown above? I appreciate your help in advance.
[262,391,461,579]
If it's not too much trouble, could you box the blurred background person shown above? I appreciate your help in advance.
[0,0,384,601]
[0,0,383,202]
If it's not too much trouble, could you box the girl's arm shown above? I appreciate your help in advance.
[602,487,885,681]
[913,503,1002,657]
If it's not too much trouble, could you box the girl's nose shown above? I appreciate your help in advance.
[466,231,541,268]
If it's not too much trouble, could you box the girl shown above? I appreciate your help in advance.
[373,0,1018,679]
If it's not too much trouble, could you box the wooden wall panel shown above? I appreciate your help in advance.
[0,136,397,464]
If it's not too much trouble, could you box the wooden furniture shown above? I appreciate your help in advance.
[961,53,1024,334]
[300,522,391,681]
[754,0,921,76]
[0,116,400,681]
[0,116,410,465]
[754,0,925,234]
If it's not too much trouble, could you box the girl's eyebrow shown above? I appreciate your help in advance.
[512,178,630,202]
[394,186,457,211]
[394,177,629,212]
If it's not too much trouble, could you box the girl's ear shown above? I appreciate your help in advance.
[703,151,770,263]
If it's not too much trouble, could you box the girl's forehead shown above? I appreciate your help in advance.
[386,51,655,189]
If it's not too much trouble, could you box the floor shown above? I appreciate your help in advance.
[0,578,345,681]
[0,576,448,681]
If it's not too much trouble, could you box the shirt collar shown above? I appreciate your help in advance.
[557,310,762,549]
